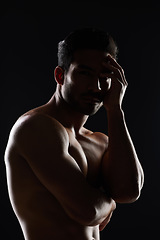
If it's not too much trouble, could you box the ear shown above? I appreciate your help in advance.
[54,66,65,85]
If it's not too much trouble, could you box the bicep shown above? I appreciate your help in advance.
[14,114,103,224]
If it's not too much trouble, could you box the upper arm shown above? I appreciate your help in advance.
[10,114,110,225]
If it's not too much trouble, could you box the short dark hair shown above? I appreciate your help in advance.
[57,28,118,72]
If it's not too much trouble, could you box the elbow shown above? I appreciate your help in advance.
[109,172,144,204]
[124,173,144,203]
[111,182,143,204]
[114,189,141,204]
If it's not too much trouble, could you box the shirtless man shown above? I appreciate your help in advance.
[5,28,144,240]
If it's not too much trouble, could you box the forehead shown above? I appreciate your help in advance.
[71,49,108,69]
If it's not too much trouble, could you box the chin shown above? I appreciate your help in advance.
[78,103,103,116]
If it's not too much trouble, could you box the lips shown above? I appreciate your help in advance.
[82,97,102,104]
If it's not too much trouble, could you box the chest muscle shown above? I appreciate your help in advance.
[68,135,103,186]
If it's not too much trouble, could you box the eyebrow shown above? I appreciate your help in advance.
[76,64,95,72]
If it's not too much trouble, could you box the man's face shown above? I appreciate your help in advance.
[61,49,110,115]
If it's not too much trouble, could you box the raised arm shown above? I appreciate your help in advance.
[9,113,115,226]
[100,55,144,203]
[101,109,144,203]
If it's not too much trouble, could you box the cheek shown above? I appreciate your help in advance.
[64,74,87,96]
[61,78,79,103]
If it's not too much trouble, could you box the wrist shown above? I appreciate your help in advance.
[104,105,124,116]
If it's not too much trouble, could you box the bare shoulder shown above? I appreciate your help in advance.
[13,111,67,137]
[6,111,69,158]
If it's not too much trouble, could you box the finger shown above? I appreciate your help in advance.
[104,55,128,85]
[102,63,124,85]
[102,61,127,86]
[106,54,122,73]
[99,211,113,231]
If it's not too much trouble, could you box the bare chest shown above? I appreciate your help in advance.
[68,133,105,186]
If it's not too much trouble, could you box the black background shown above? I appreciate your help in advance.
[1,2,160,239]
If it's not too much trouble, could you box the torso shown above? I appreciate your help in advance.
[5,104,108,240]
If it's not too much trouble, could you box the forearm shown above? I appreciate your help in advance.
[102,108,144,203]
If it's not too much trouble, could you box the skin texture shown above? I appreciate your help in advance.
[5,49,144,240]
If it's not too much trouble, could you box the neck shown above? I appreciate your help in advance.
[47,90,89,135]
